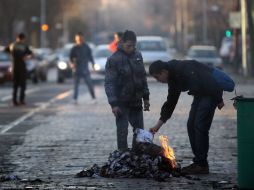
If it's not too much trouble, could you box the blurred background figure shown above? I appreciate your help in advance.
[70,32,96,104]
[5,33,32,106]
[219,37,234,65]
[109,32,123,53]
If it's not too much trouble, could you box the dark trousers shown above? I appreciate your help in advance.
[115,106,144,150]
[13,75,26,104]
[73,73,95,100]
[187,96,217,166]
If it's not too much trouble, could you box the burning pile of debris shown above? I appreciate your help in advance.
[76,129,181,181]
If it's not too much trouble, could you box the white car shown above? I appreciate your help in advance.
[136,36,172,66]
[93,44,112,73]
[185,45,223,69]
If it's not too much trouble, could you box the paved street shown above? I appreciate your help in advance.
[0,70,253,190]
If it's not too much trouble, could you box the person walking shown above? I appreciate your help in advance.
[5,33,32,106]
[105,30,150,151]
[149,60,235,175]
[70,32,96,104]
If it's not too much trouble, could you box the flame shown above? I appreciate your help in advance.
[159,135,177,168]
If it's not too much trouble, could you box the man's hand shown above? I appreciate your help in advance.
[217,101,224,110]
[23,55,32,61]
[112,106,122,117]
[150,125,161,134]
[143,100,150,111]
[149,120,164,134]
[70,63,76,69]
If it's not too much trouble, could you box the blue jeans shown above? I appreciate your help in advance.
[187,96,217,166]
[73,73,95,100]
[115,106,144,150]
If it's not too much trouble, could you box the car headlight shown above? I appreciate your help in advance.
[58,61,68,70]
[94,63,101,71]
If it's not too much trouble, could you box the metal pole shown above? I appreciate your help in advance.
[175,0,182,50]
[202,0,208,44]
[40,0,46,47]
[183,0,188,50]
[241,0,248,76]
[63,13,69,44]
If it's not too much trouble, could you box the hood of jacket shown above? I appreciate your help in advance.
[166,59,178,81]
[117,40,138,57]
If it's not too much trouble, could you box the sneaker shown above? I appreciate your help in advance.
[181,163,209,175]
[19,101,26,106]
[13,102,19,106]
[90,99,97,105]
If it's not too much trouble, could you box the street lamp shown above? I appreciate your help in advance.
[40,0,46,48]
[30,16,39,47]
[202,0,208,44]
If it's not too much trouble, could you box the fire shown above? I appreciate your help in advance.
[159,135,177,168]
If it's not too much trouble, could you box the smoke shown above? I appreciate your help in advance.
[71,0,174,38]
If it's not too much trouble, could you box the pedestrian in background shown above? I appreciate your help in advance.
[109,32,123,53]
[105,30,150,151]
[149,60,235,175]
[70,32,96,104]
[5,33,32,106]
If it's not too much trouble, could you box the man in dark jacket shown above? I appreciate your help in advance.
[70,32,95,104]
[5,33,32,106]
[149,60,227,175]
[105,30,150,151]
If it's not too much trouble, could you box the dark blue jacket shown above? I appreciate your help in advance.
[70,43,94,75]
[160,60,223,122]
[5,42,32,76]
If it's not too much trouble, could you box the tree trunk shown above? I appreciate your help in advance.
[233,0,241,73]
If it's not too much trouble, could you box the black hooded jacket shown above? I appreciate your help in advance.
[104,43,149,108]
[160,60,223,122]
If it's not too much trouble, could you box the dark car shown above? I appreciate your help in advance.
[34,53,49,82]
[0,51,12,83]
[56,45,73,83]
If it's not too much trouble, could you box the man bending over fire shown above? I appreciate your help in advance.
[149,60,234,175]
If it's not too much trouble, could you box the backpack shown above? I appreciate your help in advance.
[212,68,235,92]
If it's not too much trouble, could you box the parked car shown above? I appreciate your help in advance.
[136,36,172,66]
[34,53,49,82]
[25,57,39,83]
[185,45,223,69]
[25,52,49,83]
[34,48,57,68]
[0,51,12,83]
[93,44,112,74]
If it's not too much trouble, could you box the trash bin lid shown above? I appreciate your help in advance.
[235,97,254,102]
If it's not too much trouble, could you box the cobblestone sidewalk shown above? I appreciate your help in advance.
[0,77,248,189]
